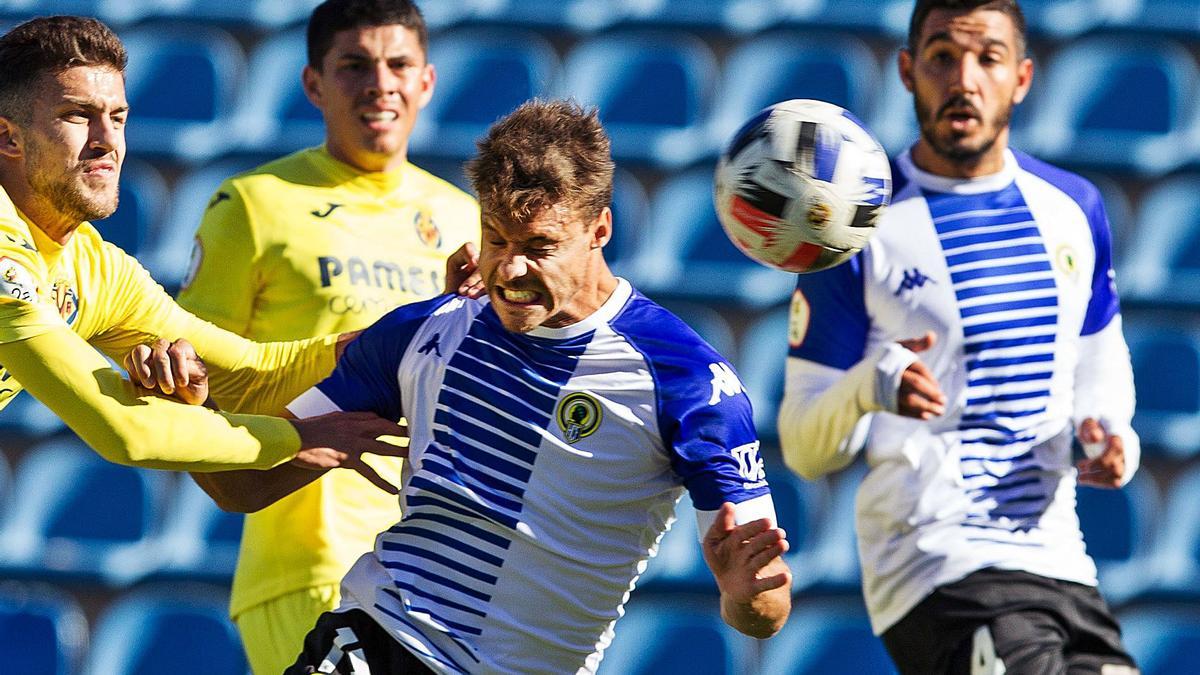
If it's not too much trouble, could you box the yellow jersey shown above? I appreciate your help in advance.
[0,187,339,471]
[176,146,480,617]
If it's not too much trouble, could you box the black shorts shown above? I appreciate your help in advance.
[284,609,436,675]
[881,568,1138,675]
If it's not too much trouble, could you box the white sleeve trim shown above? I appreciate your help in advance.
[693,494,777,542]
[285,387,341,419]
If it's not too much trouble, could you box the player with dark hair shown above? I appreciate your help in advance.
[778,1,1140,672]
[0,16,398,477]
[175,99,792,673]
[175,0,479,670]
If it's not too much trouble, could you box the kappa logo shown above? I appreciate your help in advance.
[417,333,443,358]
[894,267,935,296]
[556,392,602,444]
[707,362,744,405]
[731,441,767,486]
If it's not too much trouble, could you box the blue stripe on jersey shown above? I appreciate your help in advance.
[383,305,591,650]
[928,184,1059,532]
[384,585,487,619]
[374,599,477,668]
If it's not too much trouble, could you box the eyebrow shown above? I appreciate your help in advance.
[60,95,129,114]
[923,32,1011,53]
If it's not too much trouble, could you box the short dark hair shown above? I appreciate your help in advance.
[907,0,1027,57]
[468,99,614,227]
[0,16,127,123]
[307,0,428,69]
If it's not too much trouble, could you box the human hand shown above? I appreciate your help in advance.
[444,241,484,298]
[702,503,791,603]
[1076,417,1126,488]
[897,331,946,420]
[124,338,209,406]
[289,411,409,494]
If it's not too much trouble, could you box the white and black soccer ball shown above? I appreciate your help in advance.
[713,99,892,273]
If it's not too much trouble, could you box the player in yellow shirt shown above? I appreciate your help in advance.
[0,19,401,484]
[175,1,480,671]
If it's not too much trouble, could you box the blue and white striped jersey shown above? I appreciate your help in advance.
[288,279,775,673]
[783,148,1139,634]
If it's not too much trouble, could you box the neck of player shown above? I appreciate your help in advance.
[0,177,80,245]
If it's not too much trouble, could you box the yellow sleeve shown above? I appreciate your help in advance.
[0,233,60,344]
[86,245,337,415]
[175,180,258,334]
[0,326,300,471]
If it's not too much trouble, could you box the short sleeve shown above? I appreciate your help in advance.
[0,231,63,344]
[788,254,869,369]
[176,181,259,334]
[1080,194,1120,336]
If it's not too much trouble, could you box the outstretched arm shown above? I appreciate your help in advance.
[701,503,792,638]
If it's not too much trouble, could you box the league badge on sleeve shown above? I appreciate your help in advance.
[0,257,38,303]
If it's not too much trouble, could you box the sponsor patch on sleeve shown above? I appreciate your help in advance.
[0,256,38,303]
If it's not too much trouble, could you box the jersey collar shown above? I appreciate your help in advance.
[525,278,632,340]
[897,147,1018,195]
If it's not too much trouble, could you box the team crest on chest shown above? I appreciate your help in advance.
[414,210,442,249]
[556,392,603,444]
[1055,244,1079,282]
[51,279,79,324]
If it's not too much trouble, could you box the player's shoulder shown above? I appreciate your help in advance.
[1011,148,1102,210]
[611,287,733,376]
[222,147,318,194]
[375,293,484,333]
[405,163,479,210]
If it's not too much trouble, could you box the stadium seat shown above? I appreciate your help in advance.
[164,0,322,29]
[1120,175,1200,304]
[0,0,156,25]
[803,461,866,594]
[620,0,777,33]
[599,595,756,674]
[560,32,717,167]
[1079,171,1134,270]
[0,392,67,438]
[1120,321,1200,458]
[637,492,716,591]
[120,25,247,162]
[90,159,168,257]
[141,157,264,288]
[0,437,172,586]
[1076,475,1161,603]
[625,168,796,307]
[657,300,737,359]
[1118,0,1200,36]
[736,307,790,438]
[1119,605,1200,675]
[1026,37,1200,174]
[0,582,88,675]
[415,29,559,158]
[777,0,912,37]
[1138,465,1200,599]
[152,478,244,582]
[467,0,627,32]
[706,32,880,157]
[225,29,322,154]
[607,167,649,277]
[84,585,248,675]
[760,597,896,675]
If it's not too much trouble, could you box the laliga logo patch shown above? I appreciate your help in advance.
[1055,245,1079,281]
[0,257,37,302]
[788,290,810,349]
[556,392,602,444]
[414,210,442,249]
[51,279,79,324]
[180,237,203,292]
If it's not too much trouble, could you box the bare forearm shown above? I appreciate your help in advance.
[190,464,325,513]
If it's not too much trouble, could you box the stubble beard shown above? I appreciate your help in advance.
[25,140,119,223]
[914,94,1013,164]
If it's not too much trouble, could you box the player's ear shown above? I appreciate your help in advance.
[898,48,915,93]
[0,116,21,160]
[417,62,436,110]
[1012,56,1034,105]
[591,207,612,250]
[301,65,323,110]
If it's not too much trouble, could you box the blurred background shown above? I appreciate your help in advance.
[2,0,1200,673]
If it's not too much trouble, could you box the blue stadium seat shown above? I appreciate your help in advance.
[152,478,244,583]
[141,157,264,288]
[84,585,247,675]
[1076,475,1160,603]
[415,29,559,158]
[607,167,649,277]
[0,582,87,675]
[226,29,322,154]
[1118,0,1200,36]
[468,0,627,31]
[760,597,896,675]
[625,168,796,307]
[1017,0,1116,37]
[736,307,790,438]
[1120,175,1200,304]
[803,461,865,594]
[164,0,322,29]
[1026,37,1199,173]
[621,0,776,33]
[657,301,737,358]
[90,159,167,257]
[778,0,911,37]
[1121,321,1200,458]
[120,25,247,162]
[0,437,172,586]
[707,32,880,156]
[0,0,157,25]
[599,595,755,674]
[1137,465,1200,599]
[1079,171,1134,270]
[0,392,67,438]
[1119,605,1200,675]
[637,492,715,591]
[561,32,717,167]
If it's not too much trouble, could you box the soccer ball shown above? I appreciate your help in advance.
[713,99,892,273]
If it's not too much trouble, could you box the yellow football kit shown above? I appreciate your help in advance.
[176,146,479,672]
[0,188,339,471]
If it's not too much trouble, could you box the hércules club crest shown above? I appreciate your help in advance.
[556,392,602,444]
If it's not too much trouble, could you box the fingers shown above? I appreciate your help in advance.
[703,503,739,544]
[1077,417,1105,445]
[352,459,401,495]
[445,242,482,296]
[897,330,937,353]
[125,343,155,388]
[168,339,197,389]
[1077,435,1125,488]
[898,360,946,419]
